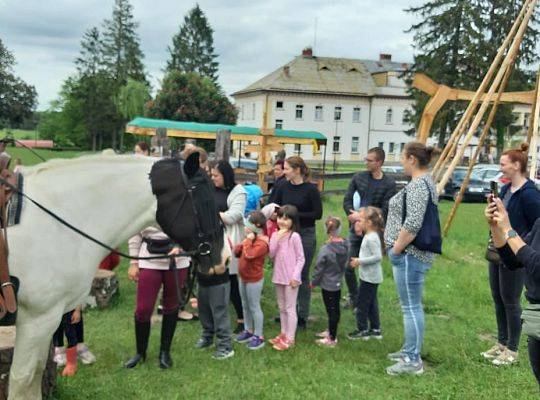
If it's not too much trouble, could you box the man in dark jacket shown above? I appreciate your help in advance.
[342,147,396,307]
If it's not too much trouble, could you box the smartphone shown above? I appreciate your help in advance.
[490,181,499,201]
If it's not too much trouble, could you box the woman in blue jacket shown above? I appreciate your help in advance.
[482,143,540,366]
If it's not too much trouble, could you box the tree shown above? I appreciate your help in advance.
[116,78,150,149]
[405,0,485,147]
[102,0,147,149]
[146,71,236,124]
[0,38,37,128]
[166,4,219,82]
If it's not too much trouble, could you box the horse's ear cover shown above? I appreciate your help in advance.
[184,152,200,177]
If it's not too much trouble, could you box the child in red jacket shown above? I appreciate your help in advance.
[233,211,269,350]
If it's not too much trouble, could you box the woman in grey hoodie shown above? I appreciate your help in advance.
[310,217,349,347]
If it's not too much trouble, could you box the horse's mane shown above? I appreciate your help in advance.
[22,152,156,178]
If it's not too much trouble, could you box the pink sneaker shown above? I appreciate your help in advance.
[315,330,329,338]
[273,337,294,351]
[269,333,286,345]
[316,337,337,347]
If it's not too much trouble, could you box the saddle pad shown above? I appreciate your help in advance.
[7,173,23,227]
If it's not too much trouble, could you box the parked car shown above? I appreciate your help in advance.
[382,165,404,174]
[442,167,468,199]
[230,158,258,170]
[473,164,509,186]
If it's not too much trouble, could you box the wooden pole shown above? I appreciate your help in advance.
[526,70,540,145]
[443,62,515,235]
[529,73,540,179]
[437,0,537,194]
[215,129,231,162]
[432,0,534,179]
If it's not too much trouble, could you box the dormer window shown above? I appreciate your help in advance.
[386,108,393,124]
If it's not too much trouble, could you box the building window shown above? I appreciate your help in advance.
[296,104,304,119]
[353,107,361,122]
[351,137,359,153]
[524,113,531,128]
[402,111,408,125]
[251,103,256,120]
[276,101,284,110]
[333,136,340,153]
[378,142,384,150]
[315,105,323,121]
[294,143,301,154]
[386,108,393,124]
[400,143,406,153]
[389,142,395,154]
[334,106,342,121]
[275,119,283,129]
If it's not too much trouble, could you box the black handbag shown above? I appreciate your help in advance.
[402,180,442,254]
[485,238,501,264]
[143,238,174,255]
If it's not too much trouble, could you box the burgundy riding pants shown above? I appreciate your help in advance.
[135,268,188,322]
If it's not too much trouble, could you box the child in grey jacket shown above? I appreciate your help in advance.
[348,206,385,341]
[310,217,349,347]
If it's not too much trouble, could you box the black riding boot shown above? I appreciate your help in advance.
[159,312,178,369]
[124,317,151,369]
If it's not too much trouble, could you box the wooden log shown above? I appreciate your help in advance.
[89,269,119,309]
[432,0,535,180]
[529,70,540,179]
[437,0,538,194]
[215,129,231,162]
[0,327,56,399]
[444,63,515,235]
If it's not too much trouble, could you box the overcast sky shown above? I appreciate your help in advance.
[0,0,426,110]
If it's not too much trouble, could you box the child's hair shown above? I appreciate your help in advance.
[363,206,386,254]
[325,216,342,236]
[276,205,299,233]
[248,211,266,230]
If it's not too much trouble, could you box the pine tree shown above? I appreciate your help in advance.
[101,0,147,149]
[166,4,219,82]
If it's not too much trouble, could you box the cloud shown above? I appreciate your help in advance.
[0,0,425,109]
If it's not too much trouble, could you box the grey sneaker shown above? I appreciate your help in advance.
[387,350,406,361]
[347,330,371,341]
[370,329,383,340]
[386,360,424,376]
[195,338,213,349]
[212,349,235,360]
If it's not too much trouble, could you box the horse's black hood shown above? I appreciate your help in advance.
[149,155,224,275]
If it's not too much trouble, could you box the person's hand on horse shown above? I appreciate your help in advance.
[350,258,360,268]
[128,264,140,282]
[484,196,498,226]
[290,279,301,288]
[492,197,512,234]
[71,309,81,324]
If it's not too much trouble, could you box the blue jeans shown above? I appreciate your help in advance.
[389,249,432,363]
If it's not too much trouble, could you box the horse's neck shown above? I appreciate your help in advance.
[24,156,157,249]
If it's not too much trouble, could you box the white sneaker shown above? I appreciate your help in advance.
[492,348,518,366]
[481,343,505,360]
[54,347,66,367]
[77,344,97,365]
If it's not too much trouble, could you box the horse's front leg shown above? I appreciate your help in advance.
[9,307,63,400]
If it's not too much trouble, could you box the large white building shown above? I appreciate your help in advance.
[232,49,414,162]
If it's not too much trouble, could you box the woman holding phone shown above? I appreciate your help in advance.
[482,143,540,366]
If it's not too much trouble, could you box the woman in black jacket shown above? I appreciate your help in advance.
[486,196,540,386]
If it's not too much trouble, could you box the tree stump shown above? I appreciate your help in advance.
[0,327,56,399]
[89,269,119,309]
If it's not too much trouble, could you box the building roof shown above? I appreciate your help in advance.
[232,54,410,97]
[125,117,327,145]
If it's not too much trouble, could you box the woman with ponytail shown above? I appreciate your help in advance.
[384,142,441,376]
[481,143,540,366]
[271,156,323,329]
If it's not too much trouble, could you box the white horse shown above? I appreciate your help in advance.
[7,153,227,399]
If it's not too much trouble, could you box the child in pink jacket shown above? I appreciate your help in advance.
[268,205,305,350]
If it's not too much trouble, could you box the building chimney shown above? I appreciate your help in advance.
[283,65,290,77]
[302,47,313,58]
[379,53,392,62]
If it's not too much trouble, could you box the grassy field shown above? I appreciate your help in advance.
[0,129,39,140]
[50,198,538,400]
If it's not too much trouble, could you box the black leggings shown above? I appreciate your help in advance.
[229,274,244,321]
[52,311,84,348]
[488,262,524,351]
[529,337,540,387]
[322,289,341,340]
[355,280,380,331]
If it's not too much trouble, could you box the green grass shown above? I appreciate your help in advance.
[51,199,538,399]
[0,129,39,140]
